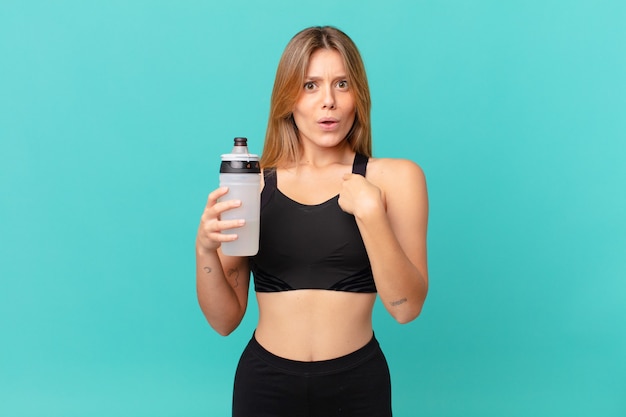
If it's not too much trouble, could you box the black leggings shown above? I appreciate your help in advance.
[232,333,392,417]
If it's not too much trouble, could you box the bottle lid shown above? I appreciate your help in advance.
[220,137,260,173]
[233,137,248,147]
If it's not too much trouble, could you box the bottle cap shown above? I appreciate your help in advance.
[220,137,260,173]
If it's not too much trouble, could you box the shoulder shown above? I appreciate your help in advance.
[367,157,426,188]
[366,157,428,212]
[367,158,428,224]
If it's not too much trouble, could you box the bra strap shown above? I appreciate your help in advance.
[261,168,276,209]
[352,153,369,177]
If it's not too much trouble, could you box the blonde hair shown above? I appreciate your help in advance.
[260,26,372,169]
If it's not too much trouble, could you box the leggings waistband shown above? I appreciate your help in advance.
[245,332,381,376]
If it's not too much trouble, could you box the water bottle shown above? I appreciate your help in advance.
[218,137,261,256]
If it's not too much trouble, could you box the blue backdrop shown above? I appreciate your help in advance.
[1,1,625,416]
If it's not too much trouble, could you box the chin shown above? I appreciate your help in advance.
[316,133,351,147]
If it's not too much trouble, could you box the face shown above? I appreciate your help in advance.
[292,48,356,150]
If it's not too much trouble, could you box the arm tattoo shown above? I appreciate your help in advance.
[390,298,408,307]
[203,266,240,288]
[226,268,240,288]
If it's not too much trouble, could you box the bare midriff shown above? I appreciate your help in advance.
[255,290,377,361]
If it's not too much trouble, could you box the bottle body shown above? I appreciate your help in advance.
[218,138,261,257]
[219,172,261,256]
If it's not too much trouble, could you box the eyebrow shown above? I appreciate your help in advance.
[304,75,348,81]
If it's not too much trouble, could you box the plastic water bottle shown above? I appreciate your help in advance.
[218,137,261,256]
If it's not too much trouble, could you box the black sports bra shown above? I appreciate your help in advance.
[249,153,376,293]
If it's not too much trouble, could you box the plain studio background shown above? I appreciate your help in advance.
[1,1,625,416]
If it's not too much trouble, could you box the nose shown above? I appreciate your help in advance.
[322,86,336,109]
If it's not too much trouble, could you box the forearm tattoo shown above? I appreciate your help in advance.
[390,298,407,307]
[227,268,240,288]
[203,266,240,288]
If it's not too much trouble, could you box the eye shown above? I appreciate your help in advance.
[337,80,349,89]
[304,81,316,90]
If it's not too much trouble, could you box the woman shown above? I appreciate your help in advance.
[196,26,428,417]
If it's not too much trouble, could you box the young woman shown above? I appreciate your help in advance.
[196,26,429,417]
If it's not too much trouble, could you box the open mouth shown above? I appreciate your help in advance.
[319,119,339,129]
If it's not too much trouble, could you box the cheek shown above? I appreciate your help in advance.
[344,96,356,117]
[346,104,357,125]
[292,98,311,119]
[291,103,303,123]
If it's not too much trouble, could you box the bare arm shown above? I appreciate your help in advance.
[339,159,429,323]
[196,187,251,336]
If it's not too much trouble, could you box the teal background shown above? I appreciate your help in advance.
[1,0,625,416]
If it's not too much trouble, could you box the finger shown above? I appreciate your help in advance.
[202,196,242,220]
[211,199,242,215]
[337,195,353,215]
[208,231,239,242]
[218,218,245,231]
[207,186,229,206]
[207,219,245,241]
[202,218,245,236]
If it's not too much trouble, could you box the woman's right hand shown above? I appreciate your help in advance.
[196,186,244,253]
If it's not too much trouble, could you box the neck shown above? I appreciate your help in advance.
[296,142,354,169]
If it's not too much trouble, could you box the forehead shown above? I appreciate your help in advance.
[306,49,346,76]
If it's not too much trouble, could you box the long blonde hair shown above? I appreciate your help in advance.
[260,26,372,169]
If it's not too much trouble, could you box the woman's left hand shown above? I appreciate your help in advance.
[338,173,384,218]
